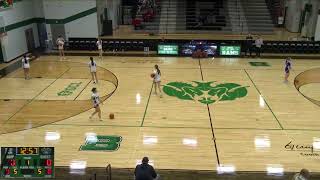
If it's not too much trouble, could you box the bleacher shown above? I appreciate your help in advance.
[65,37,320,56]
[131,0,161,32]
[266,0,282,25]
[186,0,227,31]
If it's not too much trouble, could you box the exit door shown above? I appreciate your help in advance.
[25,28,35,52]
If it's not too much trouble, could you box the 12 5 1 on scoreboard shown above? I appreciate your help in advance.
[0,147,54,178]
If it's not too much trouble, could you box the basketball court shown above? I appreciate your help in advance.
[0,55,320,174]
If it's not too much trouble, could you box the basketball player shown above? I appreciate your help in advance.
[21,55,30,80]
[254,35,263,57]
[56,36,65,60]
[153,65,162,97]
[88,57,98,84]
[284,57,292,82]
[96,38,103,60]
[89,88,102,121]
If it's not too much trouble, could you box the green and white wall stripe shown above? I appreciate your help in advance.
[0,0,99,62]
[42,0,98,40]
[0,0,40,62]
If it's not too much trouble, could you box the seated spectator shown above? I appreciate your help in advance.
[245,33,253,57]
[134,157,159,180]
[292,169,310,180]
[132,18,143,30]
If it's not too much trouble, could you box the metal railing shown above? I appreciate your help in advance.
[89,164,111,180]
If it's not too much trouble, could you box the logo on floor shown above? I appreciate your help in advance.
[80,135,122,151]
[57,82,82,96]
[163,81,248,105]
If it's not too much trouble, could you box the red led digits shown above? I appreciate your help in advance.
[45,159,52,166]
[46,168,52,175]
[9,160,16,166]
[5,168,10,175]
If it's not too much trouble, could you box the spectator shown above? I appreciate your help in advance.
[245,34,253,57]
[160,37,166,44]
[292,169,310,180]
[134,157,159,180]
[254,35,264,57]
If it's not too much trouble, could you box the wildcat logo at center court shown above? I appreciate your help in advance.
[163,81,248,105]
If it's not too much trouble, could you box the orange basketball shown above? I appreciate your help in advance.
[109,113,114,119]
[151,73,155,78]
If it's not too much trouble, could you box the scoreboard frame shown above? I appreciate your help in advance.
[0,147,54,178]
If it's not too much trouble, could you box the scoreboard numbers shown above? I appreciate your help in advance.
[0,147,54,178]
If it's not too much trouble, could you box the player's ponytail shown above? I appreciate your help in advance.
[90,57,94,66]
[23,55,27,64]
[155,64,161,75]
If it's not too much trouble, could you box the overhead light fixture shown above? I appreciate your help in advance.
[217,164,236,174]
[255,136,271,150]
[143,136,158,145]
[85,132,97,144]
[136,93,141,104]
[182,138,198,147]
[313,138,320,151]
[259,95,265,108]
[267,164,284,176]
[136,159,154,166]
[69,161,87,175]
[45,132,61,141]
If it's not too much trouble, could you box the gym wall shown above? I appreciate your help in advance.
[0,0,40,62]
[43,0,99,41]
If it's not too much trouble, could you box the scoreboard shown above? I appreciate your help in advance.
[0,147,54,178]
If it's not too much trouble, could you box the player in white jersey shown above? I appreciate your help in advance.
[22,55,31,80]
[89,88,102,121]
[88,57,98,84]
[96,38,103,60]
[153,64,162,97]
[56,36,65,60]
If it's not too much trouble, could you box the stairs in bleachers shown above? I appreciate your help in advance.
[135,13,161,33]
[242,0,274,34]
[185,0,231,32]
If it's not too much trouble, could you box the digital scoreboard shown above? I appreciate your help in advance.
[220,45,241,56]
[0,147,54,178]
[158,44,179,55]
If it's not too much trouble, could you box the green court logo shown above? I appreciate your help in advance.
[163,81,248,105]
[80,135,122,151]
[57,82,82,96]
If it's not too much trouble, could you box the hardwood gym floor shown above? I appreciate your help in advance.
[0,55,320,175]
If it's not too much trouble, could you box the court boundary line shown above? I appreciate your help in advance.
[198,58,221,165]
[11,122,319,131]
[3,67,71,124]
[74,80,92,101]
[140,82,154,127]
[243,69,284,130]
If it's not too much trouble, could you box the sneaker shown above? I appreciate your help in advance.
[160,94,163,98]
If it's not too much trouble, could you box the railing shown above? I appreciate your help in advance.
[89,164,112,180]
[106,164,112,180]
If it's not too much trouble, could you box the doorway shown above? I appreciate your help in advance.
[25,28,35,52]
[37,23,48,48]
[50,24,66,47]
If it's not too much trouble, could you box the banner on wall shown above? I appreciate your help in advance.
[0,0,13,10]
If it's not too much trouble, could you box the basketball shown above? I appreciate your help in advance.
[109,113,114,119]
[151,73,155,78]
